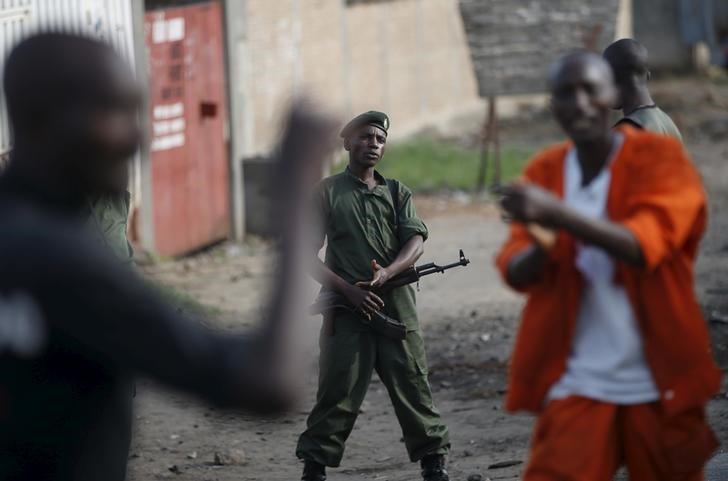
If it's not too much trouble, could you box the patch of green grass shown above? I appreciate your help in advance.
[333,138,532,193]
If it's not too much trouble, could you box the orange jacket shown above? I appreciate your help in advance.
[496,126,722,415]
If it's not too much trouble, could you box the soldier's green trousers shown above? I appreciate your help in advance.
[296,318,450,467]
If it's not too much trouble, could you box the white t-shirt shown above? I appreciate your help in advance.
[547,134,660,405]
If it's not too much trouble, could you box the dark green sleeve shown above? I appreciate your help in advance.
[87,192,134,266]
[313,181,329,252]
[122,191,135,263]
[397,183,428,243]
[616,117,644,130]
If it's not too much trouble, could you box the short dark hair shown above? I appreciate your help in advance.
[603,38,650,83]
[3,32,116,137]
[548,50,614,92]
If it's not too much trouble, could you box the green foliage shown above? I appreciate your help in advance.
[334,138,532,192]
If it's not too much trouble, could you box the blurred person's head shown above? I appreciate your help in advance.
[602,38,651,110]
[341,111,389,170]
[549,50,617,145]
[3,32,141,195]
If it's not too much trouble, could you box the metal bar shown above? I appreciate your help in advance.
[130,0,155,251]
[491,97,501,188]
[476,96,494,193]
[415,262,437,272]
[223,0,247,240]
[0,5,30,22]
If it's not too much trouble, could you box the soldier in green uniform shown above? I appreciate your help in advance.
[86,191,134,265]
[0,159,134,266]
[85,190,136,470]
[603,38,683,141]
[296,112,450,481]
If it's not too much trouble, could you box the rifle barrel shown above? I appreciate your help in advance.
[384,251,470,290]
[440,259,469,270]
[415,262,437,273]
[417,259,469,278]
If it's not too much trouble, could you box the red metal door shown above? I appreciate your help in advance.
[145,1,230,256]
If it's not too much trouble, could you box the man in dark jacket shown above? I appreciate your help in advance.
[0,32,331,481]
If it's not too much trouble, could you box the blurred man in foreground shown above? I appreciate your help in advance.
[603,38,683,141]
[0,32,332,481]
[495,51,720,480]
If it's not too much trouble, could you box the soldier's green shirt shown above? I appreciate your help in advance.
[316,168,428,330]
[86,191,134,266]
[619,105,683,143]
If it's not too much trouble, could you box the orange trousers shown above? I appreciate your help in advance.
[524,396,718,481]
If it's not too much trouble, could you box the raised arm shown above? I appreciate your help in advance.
[504,244,549,289]
[499,182,644,267]
[37,102,338,414]
[550,201,644,265]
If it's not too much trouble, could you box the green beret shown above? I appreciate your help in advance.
[340,111,390,138]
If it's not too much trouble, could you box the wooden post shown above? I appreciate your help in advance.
[131,0,156,252]
[581,23,604,52]
[476,95,500,193]
[475,96,492,193]
[491,96,501,188]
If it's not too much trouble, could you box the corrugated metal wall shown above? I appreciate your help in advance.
[0,0,137,155]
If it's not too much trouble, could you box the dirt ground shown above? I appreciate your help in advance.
[128,77,728,481]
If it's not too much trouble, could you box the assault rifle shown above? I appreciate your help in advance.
[310,250,470,340]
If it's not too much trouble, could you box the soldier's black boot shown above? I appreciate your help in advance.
[420,454,449,481]
[300,460,326,481]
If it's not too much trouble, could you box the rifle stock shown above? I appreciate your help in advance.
[309,291,407,340]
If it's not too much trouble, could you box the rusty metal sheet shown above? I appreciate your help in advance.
[145,0,230,256]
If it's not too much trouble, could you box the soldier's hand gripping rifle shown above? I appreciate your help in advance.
[310,250,470,340]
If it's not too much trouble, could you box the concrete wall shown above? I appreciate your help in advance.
[228,0,480,158]
[223,0,480,237]
[633,0,692,71]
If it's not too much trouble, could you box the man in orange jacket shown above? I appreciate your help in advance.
[496,50,721,481]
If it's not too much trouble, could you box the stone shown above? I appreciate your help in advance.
[213,448,247,466]
[487,459,523,469]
